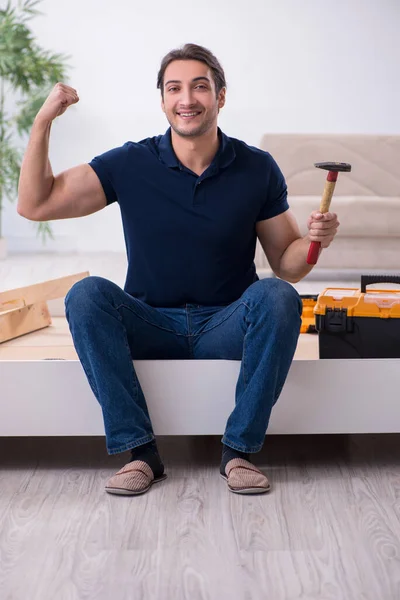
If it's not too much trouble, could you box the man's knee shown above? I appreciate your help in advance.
[65,276,113,314]
[245,278,302,315]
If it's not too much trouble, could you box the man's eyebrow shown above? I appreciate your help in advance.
[164,76,211,86]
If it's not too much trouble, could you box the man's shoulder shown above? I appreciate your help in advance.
[121,134,163,156]
[226,134,275,165]
[222,133,286,192]
[91,135,163,166]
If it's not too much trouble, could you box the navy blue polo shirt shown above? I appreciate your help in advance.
[89,128,289,307]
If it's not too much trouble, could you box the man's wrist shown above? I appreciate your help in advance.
[33,114,53,130]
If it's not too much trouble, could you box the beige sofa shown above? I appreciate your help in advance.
[255,134,400,275]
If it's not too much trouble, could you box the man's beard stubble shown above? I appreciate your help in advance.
[166,108,217,138]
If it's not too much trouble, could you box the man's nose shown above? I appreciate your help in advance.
[178,87,196,107]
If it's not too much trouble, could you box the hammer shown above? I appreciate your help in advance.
[306,161,352,265]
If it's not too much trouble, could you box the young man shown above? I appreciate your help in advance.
[18,44,340,496]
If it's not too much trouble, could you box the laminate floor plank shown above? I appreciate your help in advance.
[0,435,399,600]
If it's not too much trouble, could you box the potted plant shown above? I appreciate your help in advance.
[0,0,69,258]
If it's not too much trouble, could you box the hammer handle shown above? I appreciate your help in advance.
[307,173,338,265]
[319,179,337,212]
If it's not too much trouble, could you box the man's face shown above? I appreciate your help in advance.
[161,60,225,138]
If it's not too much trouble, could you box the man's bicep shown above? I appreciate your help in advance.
[256,209,302,273]
[31,164,108,222]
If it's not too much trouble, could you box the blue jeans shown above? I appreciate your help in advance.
[65,276,301,455]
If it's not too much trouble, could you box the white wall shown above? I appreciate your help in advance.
[4,0,400,253]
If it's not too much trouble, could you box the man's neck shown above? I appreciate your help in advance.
[171,127,219,176]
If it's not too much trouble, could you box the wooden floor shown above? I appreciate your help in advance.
[0,434,400,599]
[0,317,319,360]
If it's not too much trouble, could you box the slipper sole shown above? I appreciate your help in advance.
[220,473,270,495]
[105,473,167,496]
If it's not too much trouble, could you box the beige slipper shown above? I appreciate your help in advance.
[105,459,167,496]
[220,458,271,494]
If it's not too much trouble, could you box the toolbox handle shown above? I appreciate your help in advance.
[361,275,400,293]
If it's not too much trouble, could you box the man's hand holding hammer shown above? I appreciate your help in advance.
[256,162,350,282]
[307,210,340,251]
[306,162,351,264]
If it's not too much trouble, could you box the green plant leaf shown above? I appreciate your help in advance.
[35,220,54,243]
[0,138,21,201]
[0,0,70,241]
[19,0,42,21]
[15,88,50,134]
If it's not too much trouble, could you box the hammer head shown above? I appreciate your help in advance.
[315,161,352,172]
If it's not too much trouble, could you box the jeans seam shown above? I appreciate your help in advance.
[66,306,99,397]
[120,319,155,436]
[108,433,155,455]
[242,332,247,386]
[222,436,262,453]
[189,301,247,336]
[242,301,251,386]
[79,358,99,398]
[185,308,194,358]
[185,307,191,335]
[116,303,187,336]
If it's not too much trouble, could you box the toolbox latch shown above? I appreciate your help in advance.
[320,308,353,333]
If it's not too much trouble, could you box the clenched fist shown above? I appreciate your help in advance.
[307,211,340,249]
[36,83,79,124]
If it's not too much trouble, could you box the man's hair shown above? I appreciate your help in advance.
[157,43,226,97]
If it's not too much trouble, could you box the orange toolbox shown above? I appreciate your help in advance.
[314,275,400,358]
[300,295,318,334]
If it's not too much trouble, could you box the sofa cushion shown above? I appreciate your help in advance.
[289,196,400,237]
[308,237,400,269]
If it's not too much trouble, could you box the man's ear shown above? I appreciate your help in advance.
[218,87,226,110]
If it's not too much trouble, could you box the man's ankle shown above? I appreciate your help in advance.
[130,440,164,478]
[220,444,250,476]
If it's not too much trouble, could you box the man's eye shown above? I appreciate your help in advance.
[196,85,207,90]
[168,87,178,92]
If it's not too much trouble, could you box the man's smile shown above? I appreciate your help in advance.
[176,110,202,120]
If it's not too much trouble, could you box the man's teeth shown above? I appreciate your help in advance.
[180,112,199,117]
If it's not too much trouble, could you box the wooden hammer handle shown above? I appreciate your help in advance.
[319,179,337,213]
[307,172,338,265]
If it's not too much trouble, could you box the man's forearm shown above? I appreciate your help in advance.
[277,235,314,283]
[17,117,54,216]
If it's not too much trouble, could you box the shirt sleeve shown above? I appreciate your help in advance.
[256,154,289,221]
[88,146,126,206]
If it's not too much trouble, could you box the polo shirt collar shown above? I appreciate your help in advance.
[158,128,179,167]
[217,127,236,169]
[158,127,236,170]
